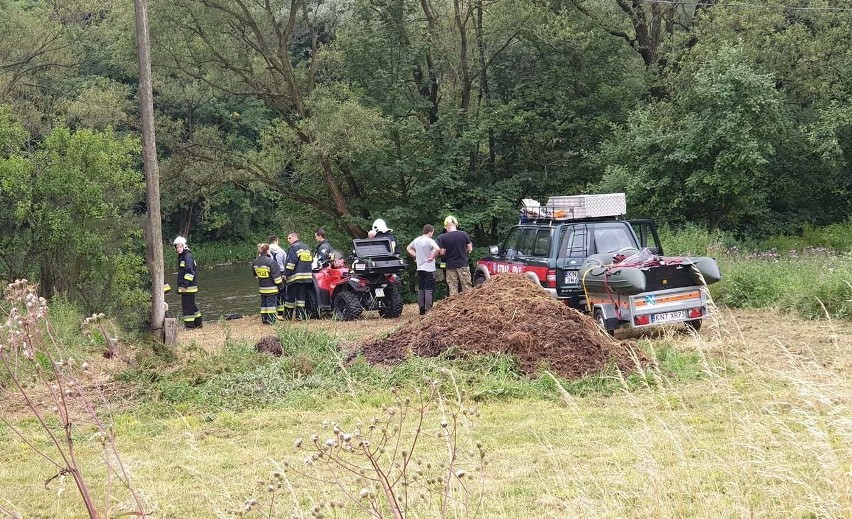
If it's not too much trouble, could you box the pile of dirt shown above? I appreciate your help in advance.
[360,274,646,379]
[255,335,283,356]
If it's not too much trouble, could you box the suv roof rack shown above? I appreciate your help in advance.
[519,193,626,224]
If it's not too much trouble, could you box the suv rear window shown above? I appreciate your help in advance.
[591,224,635,253]
[558,227,586,259]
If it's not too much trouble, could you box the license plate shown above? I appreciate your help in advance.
[651,310,687,324]
[374,287,385,297]
[563,270,579,285]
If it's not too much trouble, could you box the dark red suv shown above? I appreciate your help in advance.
[474,215,662,310]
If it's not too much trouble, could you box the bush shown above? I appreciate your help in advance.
[716,253,852,319]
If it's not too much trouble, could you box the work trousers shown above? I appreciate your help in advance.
[180,293,202,329]
[260,293,277,324]
[445,267,472,296]
[276,285,287,317]
[417,270,436,314]
[285,282,310,320]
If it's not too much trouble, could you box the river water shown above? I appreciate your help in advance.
[165,262,259,319]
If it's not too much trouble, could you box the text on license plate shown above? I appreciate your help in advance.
[651,310,687,324]
[374,287,385,297]
[564,270,579,285]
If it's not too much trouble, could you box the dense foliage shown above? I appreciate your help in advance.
[1,0,851,318]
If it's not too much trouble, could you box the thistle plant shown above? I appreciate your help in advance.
[0,279,146,518]
[231,376,486,518]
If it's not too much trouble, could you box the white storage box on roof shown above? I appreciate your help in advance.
[545,193,626,220]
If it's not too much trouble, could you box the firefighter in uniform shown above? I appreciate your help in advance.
[253,243,283,325]
[173,236,202,329]
[371,219,399,254]
[314,228,333,268]
[284,231,314,320]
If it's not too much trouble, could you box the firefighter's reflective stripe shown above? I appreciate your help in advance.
[182,311,201,322]
[285,240,314,281]
[176,250,199,293]
[287,272,313,283]
[163,283,171,293]
[259,287,278,294]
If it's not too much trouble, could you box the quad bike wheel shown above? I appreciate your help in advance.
[333,289,363,321]
[473,274,486,287]
[377,283,403,318]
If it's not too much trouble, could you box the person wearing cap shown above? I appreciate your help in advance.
[406,224,440,315]
[436,215,473,296]
[371,219,399,254]
[173,236,202,329]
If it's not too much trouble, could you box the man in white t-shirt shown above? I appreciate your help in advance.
[406,224,440,315]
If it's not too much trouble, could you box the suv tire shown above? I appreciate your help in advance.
[377,283,403,318]
[333,289,363,321]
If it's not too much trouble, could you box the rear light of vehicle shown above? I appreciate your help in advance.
[545,269,557,288]
[688,307,704,319]
[634,314,650,326]
[387,274,398,283]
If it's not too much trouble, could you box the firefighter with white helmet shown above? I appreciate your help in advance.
[173,236,202,329]
[371,219,399,254]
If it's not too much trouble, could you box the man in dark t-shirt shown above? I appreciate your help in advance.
[436,215,473,296]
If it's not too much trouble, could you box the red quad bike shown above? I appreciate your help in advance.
[309,237,406,320]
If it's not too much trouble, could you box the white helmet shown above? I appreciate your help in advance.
[372,219,391,233]
[173,236,187,246]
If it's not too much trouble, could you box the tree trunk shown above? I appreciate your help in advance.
[134,0,166,343]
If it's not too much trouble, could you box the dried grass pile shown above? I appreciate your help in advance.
[360,274,646,379]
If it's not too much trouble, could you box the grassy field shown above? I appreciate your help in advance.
[1,303,850,518]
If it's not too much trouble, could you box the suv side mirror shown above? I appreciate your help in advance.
[489,245,499,255]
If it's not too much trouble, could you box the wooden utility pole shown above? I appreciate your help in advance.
[134,0,166,342]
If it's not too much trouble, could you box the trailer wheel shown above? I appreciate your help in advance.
[594,309,615,336]
[685,319,703,332]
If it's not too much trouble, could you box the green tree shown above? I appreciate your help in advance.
[0,107,146,322]
[597,45,786,231]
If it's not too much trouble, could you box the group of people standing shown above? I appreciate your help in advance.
[406,215,473,315]
[253,229,333,324]
[169,216,473,328]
